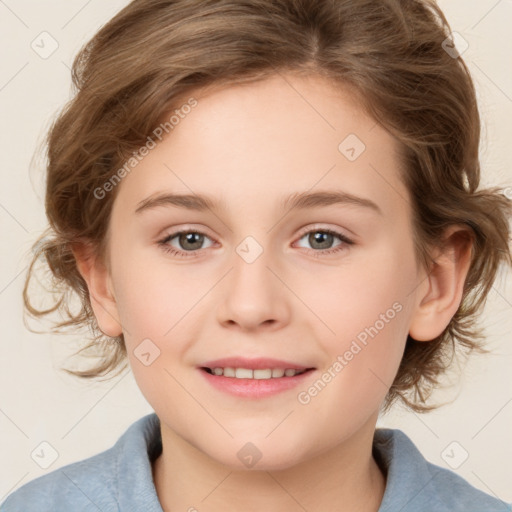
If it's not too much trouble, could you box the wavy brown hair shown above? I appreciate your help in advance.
[23,0,512,413]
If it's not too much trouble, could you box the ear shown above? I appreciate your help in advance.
[71,242,123,337]
[408,225,473,341]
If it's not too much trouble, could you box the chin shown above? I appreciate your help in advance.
[205,440,311,472]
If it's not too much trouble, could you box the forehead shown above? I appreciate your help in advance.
[113,73,410,223]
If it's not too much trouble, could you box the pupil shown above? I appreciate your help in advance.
[177,231,333,252]
[181,232,203,250]
[310,232,332,249]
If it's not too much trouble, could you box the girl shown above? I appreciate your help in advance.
[2,0,511,510]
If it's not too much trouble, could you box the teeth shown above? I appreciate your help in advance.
[207,367,307,379]
[253,369,272,379]
[272,368,285,378]
[235,368,253,379]
[223,367,236,377]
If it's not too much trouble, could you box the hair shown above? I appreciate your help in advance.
[23,0,512,413]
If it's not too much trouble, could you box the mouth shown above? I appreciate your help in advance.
[198,357,316,398]
[200,367,314,379]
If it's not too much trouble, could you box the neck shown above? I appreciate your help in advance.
[152,414,386,512]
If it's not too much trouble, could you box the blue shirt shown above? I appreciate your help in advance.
[1,412,510,511]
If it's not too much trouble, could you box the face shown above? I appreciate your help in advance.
[101,73,425,470]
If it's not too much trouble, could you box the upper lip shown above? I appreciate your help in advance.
[200,357,315,370]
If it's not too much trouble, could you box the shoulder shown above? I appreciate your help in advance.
[0,413,162,512]
[0,447,119,512]
[374,428,512,512]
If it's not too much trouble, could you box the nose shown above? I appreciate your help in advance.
[216,245,291,332]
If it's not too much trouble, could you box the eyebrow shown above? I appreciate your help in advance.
[134,190,382,215]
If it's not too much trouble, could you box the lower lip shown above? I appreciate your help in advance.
[198,368,315,398]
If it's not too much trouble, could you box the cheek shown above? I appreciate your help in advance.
[303,241,413,342]
[298,243,414,404]
[109,245,200,341]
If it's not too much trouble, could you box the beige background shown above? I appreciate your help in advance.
[1,0,511,504]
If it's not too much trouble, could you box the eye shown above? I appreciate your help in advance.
[157,226,354,259]
[158,230,215,258]
[294,227,354,256]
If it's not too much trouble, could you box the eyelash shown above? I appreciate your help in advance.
[157,226,354,259]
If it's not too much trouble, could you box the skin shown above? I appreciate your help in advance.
[73,72,473,512]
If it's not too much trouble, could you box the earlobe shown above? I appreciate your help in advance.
[71,242,123,337]
[408,225,473,342]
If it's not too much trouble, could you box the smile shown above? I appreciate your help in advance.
[202,367,310,379]
[199,366,316,399]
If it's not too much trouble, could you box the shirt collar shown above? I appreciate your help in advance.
[114,413,509,512]
[373,427,444,511]
[116,413,163,512]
